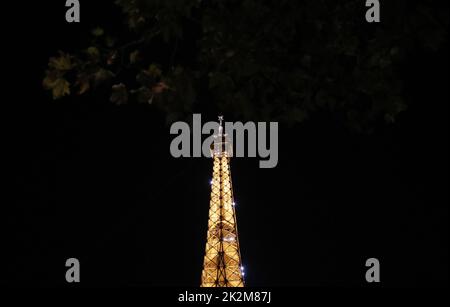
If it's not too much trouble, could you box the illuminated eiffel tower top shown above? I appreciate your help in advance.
[209,115,232,157]
[201,116,245,287]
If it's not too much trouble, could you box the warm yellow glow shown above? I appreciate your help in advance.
[201,153,244,287]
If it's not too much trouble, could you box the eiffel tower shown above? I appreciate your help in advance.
[201,116,245,287]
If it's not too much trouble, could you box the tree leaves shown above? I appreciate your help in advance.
[86,47,100,60]
[43,74,70,99]
[75,73,90,95]
[94,69,115,86]
[132,86,153,104]
[91,27,104,37]
[43,52,73,99]
[110,83,128,105]
[152,81,169,94]
[42,0,448,130]
[129,50,140,64]
[48,52,73,71]
[147,64,162,79]
[136,64,162,87]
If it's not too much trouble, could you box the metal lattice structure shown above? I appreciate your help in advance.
[201,116,244,287]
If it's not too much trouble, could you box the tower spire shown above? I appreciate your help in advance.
[218,115,224,136]
[201,116,244,287]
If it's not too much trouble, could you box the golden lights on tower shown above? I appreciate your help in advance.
[201,116,245,287]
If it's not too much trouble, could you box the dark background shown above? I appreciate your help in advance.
[4,1,448,287]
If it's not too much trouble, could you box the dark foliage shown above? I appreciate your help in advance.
[43,0,448,130]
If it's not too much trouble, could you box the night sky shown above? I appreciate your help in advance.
[5,1,448,288]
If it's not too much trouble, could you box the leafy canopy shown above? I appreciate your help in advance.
[44,0,448,130]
